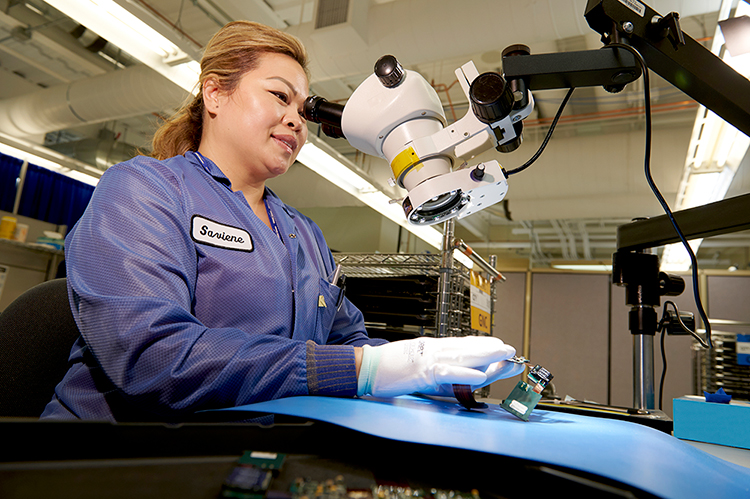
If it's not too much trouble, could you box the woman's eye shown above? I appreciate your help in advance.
[272,91,288,103]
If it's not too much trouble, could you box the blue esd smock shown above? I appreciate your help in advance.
[41,152,386,422]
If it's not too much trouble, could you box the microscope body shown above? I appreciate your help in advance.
[305,55,533,226]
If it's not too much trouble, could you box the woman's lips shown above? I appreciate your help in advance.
[273,134,297,154]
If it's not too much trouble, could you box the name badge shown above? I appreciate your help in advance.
[191,215,253,252]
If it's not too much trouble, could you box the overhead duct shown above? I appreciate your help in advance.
[0,64,188,139]
[47,128,141,169]
[283,0,722,84]
[310,0,368,55]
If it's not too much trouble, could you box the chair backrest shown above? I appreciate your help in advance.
[0,278,80,417]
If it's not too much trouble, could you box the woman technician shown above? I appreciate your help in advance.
[41,21,523,422]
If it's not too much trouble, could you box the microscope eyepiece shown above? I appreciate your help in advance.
[470,72,515,124]
[496,121,524,153]
[303,95,346,139]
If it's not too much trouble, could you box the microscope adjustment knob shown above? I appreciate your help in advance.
[496,121,524,153]
[375,55,405,88]
[470,164,485,181]
[470,72,515,124]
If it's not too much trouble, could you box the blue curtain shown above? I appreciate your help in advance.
[17,163,95,231]
[0,152,23,212]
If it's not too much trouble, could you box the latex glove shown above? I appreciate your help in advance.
[357,336,519,398]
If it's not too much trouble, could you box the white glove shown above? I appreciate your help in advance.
[419,357,527,398]
[356,336,521,398]
[482,359,526,386]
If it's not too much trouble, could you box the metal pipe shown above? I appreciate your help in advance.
[633,334,655,410]
[135,0,203,48]
[489,254,497,336]
[436,219,455,337]
[454,239,505,282]
[12,159,28,214]
[522,269,533,360]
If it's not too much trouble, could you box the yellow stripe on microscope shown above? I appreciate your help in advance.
[390,146,421,181]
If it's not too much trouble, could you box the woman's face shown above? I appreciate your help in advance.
[205,52,309,183]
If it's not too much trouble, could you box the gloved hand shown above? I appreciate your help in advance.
[356,336,523,398]
[416,354,527,398]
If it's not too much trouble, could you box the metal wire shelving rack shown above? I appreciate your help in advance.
[693,321,750,400]
[332,220,503,341]
[333,252,472,338]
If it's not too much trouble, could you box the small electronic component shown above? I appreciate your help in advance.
[452,356,531,410]
[374,485,480,499]
[220,451,285,499]
[500,364,554,421]
[291,475,351,499]
[508,355,530,365]
[292,477,480,499]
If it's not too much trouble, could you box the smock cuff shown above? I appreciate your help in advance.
[306,341,357,397]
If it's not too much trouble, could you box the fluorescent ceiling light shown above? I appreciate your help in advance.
[660,238,703,272]
[665,0,750,271]
[43,0,199,93]
[550,261,612,271]
[680,171,722,209]
[0,139,100,186]
[297,136,474,268]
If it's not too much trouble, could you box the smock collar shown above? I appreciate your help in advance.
[187,151,296,219]
[188,151,231,187]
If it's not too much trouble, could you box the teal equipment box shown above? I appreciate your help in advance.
[673,395,750,449]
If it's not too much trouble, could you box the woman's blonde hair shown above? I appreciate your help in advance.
[151,21,308,160]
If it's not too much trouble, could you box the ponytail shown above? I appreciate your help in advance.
[151,93,204,160]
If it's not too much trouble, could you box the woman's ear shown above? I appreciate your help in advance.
[202,76,222,118]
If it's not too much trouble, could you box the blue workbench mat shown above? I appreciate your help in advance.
[215,395,750,499]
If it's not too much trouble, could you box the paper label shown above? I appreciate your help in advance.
[737,334,750,366]
[470,271,492,334]
[618,0,645,17]
[509,399,529,415]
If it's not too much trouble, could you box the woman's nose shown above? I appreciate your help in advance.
[286,109,304,131]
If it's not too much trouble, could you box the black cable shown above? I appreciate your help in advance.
[658,298,711,410]
[663,300,710,347]
[659,326,667,411]
[656,302,673,411]
[505,87,575,176]
[608,42,713,350]
[657,299,702,410]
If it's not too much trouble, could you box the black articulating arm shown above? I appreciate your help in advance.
[585,0,750,137]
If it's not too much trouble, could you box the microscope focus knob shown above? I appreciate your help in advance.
[470,72,514,124]
[375,55,405,88]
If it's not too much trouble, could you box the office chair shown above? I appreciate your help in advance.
[0,278,80,417]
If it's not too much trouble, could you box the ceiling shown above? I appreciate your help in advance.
[1,0,749,269]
